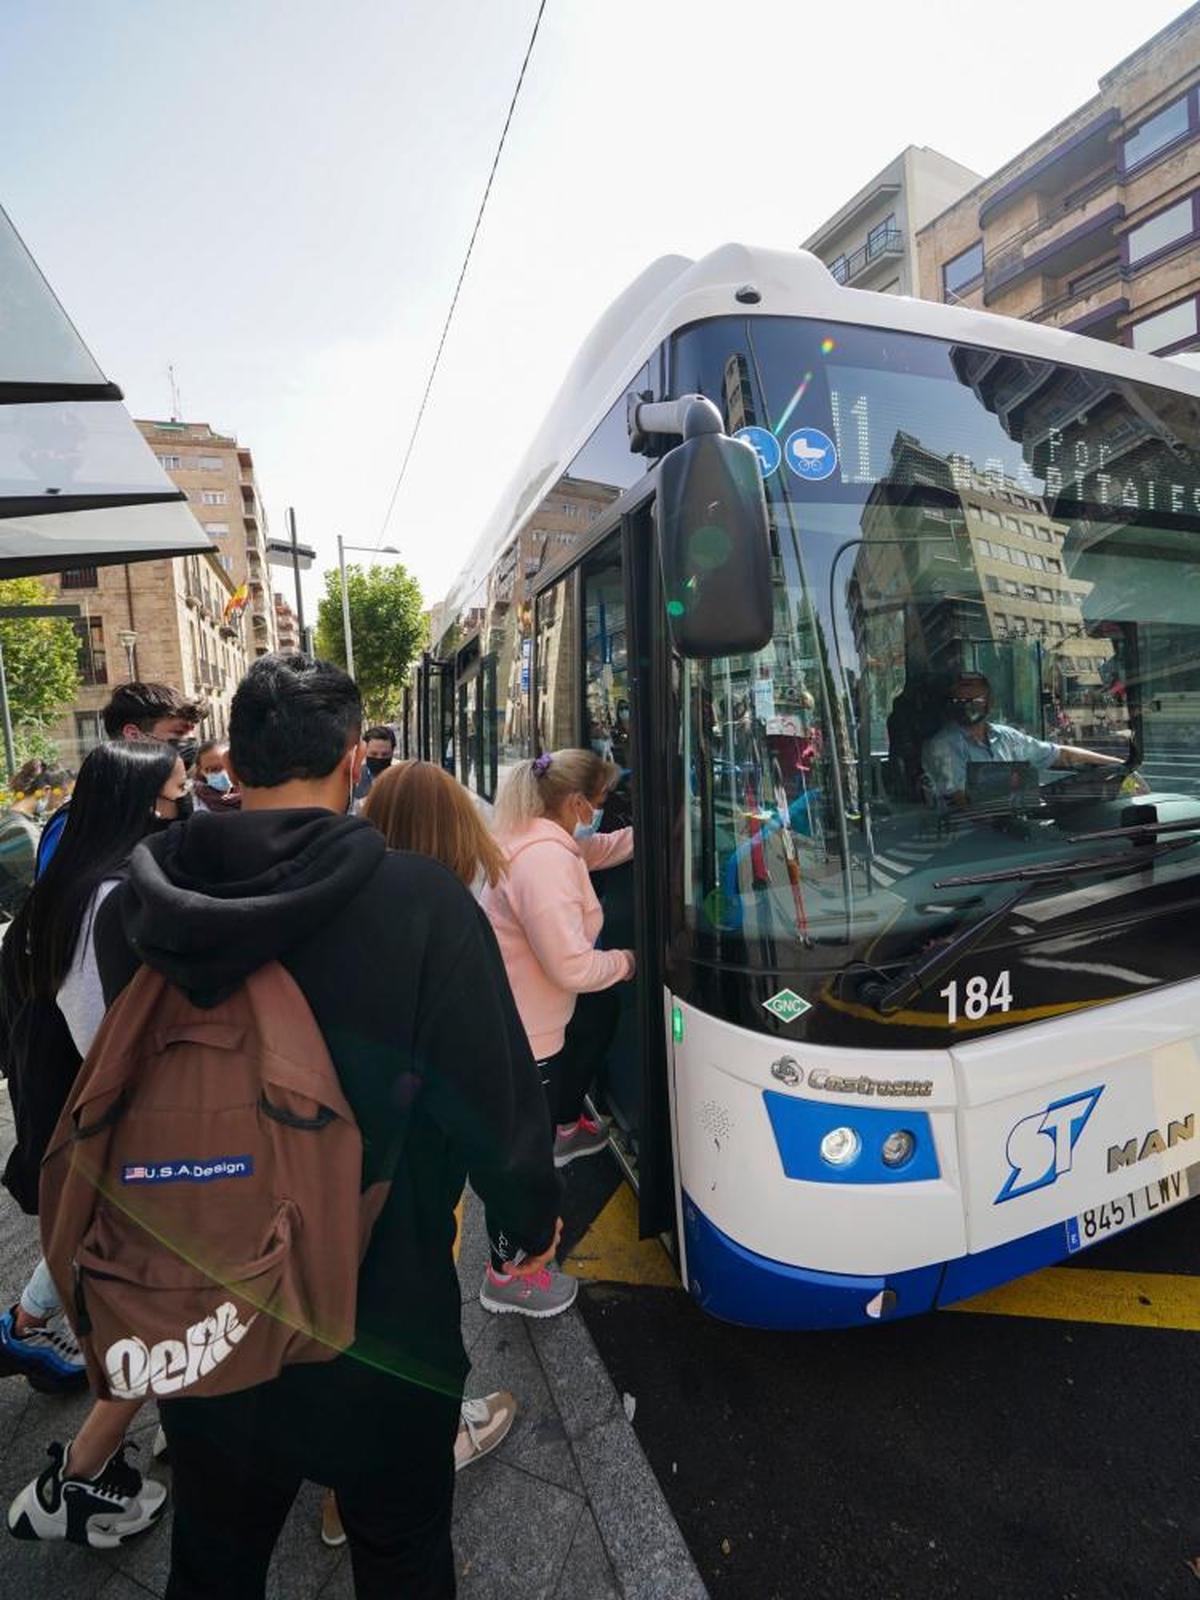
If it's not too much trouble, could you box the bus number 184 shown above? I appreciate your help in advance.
[939,971,1013,1026]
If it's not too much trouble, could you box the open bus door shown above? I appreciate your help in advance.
[624,502,678,1239]
[575,512,675,1240]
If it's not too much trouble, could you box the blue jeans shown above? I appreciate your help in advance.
[18,1256,61,1322]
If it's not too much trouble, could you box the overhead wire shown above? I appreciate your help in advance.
[374,0,549,548]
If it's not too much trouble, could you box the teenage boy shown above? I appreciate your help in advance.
[94,653,560,1598]
[37,682,208,871]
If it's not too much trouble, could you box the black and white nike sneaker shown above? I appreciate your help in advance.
[7,1439,167,1549]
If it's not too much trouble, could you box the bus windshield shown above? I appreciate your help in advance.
[670,315,1200,960]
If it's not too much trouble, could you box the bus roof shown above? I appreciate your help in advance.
[438,241,1200,627]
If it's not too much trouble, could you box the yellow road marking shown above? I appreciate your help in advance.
[948,1265,1200,1330]
[566,1185,680,1288]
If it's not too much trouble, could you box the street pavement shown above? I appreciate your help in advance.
[0,1088,706,1600]
[563,1158,1200,1600]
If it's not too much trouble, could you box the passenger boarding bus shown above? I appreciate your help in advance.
[416,243,1200,1330]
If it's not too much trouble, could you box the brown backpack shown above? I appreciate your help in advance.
[40,960,390,1402]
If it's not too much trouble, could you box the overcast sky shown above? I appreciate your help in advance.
[2,0,1189,620]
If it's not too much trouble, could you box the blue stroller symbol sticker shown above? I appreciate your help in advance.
[733,426,781,479]
[784,427,838,482]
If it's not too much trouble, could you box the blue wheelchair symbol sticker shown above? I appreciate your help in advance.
[784,427,838,482]
[733,426,781,480]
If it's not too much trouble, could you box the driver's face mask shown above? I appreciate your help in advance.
[950,692,989,727]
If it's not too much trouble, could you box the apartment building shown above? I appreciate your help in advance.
[41,418,279,766]
[274,593,300,652]
[138,420,279,659]
[916,5,1200,356]
[44,546,247,763]
[801,146,981,295]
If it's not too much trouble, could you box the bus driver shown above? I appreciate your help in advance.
[922,671,1124,806]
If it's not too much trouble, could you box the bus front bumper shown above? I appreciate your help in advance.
[682,1191,1073,1331]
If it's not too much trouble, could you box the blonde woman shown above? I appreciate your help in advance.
[478,748,634,1317]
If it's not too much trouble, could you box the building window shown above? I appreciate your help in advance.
[1129,296,1199,355]
[198,456,223,471]
[72,617,107,687]
[1126,195,1196,267]
[829,254,848,283]
[74,711,104,756]
[156,454,181,470]
[866,214,896,258]
[60,566,98,589]
[201,490,227,506]
[943,240,984,298]
[203,522,229,537]
[1122,95,1192,172]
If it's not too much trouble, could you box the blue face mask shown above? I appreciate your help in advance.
[574,807,604,841]
[204,769,233,793]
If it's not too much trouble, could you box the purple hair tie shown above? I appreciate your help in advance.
[532,753,552,776]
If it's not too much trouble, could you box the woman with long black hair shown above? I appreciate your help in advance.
[1,739,188,1549]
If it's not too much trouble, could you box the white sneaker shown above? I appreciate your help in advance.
[456,1390,517,1470]
[8,1439,167,1549]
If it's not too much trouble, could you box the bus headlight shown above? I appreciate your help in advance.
[819,1126,860,1166]
[881,1130,916,1168]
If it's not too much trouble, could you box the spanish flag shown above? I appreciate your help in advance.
[223,584,249,622]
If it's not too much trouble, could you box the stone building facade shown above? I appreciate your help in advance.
[915,5,1200,355]
[41,419,278,767]
[274,593,299,652]
[138,421,278,658]
[44,546,246,765]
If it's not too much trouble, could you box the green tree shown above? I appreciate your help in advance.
[0,576,81,772]
[314,559,426,723]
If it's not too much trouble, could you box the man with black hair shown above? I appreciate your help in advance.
[923,670,1123,805]
[353,724,397,804]
[37,682,208,872]
[93,652,560,1598]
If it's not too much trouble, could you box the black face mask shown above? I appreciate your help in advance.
[172,737,200,770]
[366,756,393,776]
[151,795,194,831]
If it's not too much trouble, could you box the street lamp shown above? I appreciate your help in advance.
[337,538,399,680]
[117,629,138,680]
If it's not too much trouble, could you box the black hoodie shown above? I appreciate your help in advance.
[94,806,560,1408]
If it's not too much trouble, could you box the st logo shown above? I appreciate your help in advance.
[995,1087,1103,1203]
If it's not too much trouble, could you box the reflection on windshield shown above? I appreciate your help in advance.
[672,315,1200,962]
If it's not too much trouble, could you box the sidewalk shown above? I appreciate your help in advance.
[0,1089,707,1599]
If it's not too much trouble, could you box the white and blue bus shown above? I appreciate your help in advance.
[417,243,1200,1330]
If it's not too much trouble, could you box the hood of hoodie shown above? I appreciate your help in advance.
[119,807,386,1002]
[498,817,582,865]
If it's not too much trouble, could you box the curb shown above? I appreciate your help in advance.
[460,1191,708,1599]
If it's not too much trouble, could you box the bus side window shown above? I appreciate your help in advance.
[582,537,631,803]
[534,572,579,752]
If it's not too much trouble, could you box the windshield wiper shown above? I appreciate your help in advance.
[933,834,1196,889]
[1067,812,1200,844]
[857,835,1196,1016]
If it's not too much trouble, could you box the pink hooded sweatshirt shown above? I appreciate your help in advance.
[481,819,634,1060]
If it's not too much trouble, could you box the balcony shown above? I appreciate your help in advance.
[1031,259,1129,335]
[830,227,904,286]
[985,171,1124,302]
[979,107,1121,228]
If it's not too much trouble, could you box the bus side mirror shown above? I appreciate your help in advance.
[656,431,773,659]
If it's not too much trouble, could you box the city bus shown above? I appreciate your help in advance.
[415,242,1200,1329]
